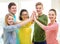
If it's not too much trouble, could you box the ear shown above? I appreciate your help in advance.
[8,8,10,12]
[42,7,44,10]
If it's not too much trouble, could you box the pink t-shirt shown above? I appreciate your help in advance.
[43,22,58,44]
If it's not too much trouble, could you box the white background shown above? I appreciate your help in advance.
[0,0,60,44]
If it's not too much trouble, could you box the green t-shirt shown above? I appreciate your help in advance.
[33,14,48,42]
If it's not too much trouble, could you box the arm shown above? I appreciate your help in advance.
[33,11,48,25]
[19,14,34,26]
[4,14,33,32]
[4,24,20,32]
[34,18,58,31]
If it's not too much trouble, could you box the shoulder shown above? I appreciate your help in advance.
[55,22,59,27]
[49,22,58,27]
[3,25,9,29]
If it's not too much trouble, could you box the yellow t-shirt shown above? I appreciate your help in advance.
[18,22,32,44]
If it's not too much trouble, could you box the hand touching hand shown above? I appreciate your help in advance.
[32,11,37,21]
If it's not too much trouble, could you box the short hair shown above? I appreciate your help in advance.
[8,2,16,9]
[36,2,43,7]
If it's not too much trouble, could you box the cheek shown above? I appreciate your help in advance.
[21,16,24,19]
[54,16,56,19]
[49,16,53,19]
[10,9,14,13]
[49,16,55,21]
[37,9,40,11]
[8,20,13,23]
[11,8,16,12]
[7,20,10,24]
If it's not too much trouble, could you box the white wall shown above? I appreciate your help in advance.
[51,0,60,43]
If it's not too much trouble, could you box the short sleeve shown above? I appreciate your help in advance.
[43,22,58,31]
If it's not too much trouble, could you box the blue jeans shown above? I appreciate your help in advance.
[34,40,47,44]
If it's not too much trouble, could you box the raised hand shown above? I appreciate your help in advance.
[30,12,34,21]
[32,11,37,21]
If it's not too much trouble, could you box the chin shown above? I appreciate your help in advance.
[13,13,16,14]
[13,12,16,14]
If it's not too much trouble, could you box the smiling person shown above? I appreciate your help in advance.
[18,9,33,44]
[33,9,58,44]
[7,2,21,44]
[7,2,20,44]
[8,2,17,22]
[32,2,48,44]
[4,13,34,44]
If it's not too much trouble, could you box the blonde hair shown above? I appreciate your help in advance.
[36,2,43,7]
[5,13,14,25]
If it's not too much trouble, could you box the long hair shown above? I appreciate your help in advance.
[19,9,29,20]
[49,9,57,22]
[5,13,14,25]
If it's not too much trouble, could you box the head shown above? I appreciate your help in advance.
[35,2,43,15]
[19,9,29,20]
[8,2,17,15]
[5,14,14,25]
[48,9,57,22]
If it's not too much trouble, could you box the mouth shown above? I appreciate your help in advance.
[49,17,53,20]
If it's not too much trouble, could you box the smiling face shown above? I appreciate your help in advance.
[48,11,56,22]
[21,11,29,20]
[9,5,17,15]
[7,15,14,25]
[36,5,43,15]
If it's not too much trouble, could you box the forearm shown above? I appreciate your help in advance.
[4,24,20,32]
[35,19,45,29]
[19,18,32,26]
[39,15,48,25]
[40,19,48,25]
[4,26,16,32]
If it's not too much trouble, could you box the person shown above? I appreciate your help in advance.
[32,2,48,44]
[7,2,19,44]
[4,13,33,44]
[8,2,17,22]
[33,9,58,44]
[18,9,33,44]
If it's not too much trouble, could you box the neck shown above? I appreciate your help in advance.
[38,13,42,16]
[23,18,28,21]
[50,20,56,24]
[9,12,15,16]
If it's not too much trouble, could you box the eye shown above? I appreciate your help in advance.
[39,7,41,9]
[8,18,11,20]
[52,14,54,16]
[12,18,13,20]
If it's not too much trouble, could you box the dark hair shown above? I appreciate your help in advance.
[49,9,57,15]
[36,2,43,7]
[49,9,57,22]
[8,2,16,9]
[19,9,29,20]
